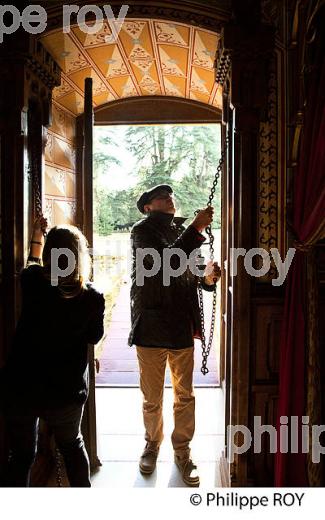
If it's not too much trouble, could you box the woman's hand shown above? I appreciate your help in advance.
[32,216,48,241]
[29,216,48,262]
[203,260,221,285]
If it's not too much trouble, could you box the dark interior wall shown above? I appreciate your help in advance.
[214,0,292,486]
[0,29,61,483]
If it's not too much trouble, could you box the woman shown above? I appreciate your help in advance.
[2,217,105,487]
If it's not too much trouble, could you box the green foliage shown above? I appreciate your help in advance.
[94,124,221,235]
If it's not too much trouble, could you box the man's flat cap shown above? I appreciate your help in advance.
[136,184,173,214]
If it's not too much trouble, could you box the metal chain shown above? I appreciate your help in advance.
[55,447,63,487]
[198,132,230,375]
[30,161,47,237]
[30,159,43,219]
[28,114,47,236]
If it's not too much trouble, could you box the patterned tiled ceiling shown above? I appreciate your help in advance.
[40,19,222,116]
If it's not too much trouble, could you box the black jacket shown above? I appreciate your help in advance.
[2,264,105,409]
[128,210,215,349]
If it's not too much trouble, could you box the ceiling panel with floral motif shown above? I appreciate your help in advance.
[41,19,222,116]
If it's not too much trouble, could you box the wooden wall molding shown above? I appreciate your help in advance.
[216,22,275,125]
[94,95,222,125]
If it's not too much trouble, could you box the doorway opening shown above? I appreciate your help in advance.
[90,122,225,486]
[92,123,222,388]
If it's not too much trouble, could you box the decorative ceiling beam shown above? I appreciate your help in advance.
[148,19,166,96]
[43,1,230,34]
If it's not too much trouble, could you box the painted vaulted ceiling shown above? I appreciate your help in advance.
[40,19,222,116]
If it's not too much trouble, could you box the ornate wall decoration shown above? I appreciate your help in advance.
[106,47,128,75]
[164,78,182,96]
[39,8,228,224]
[121,77,138,97]
[122,20,147,39]
[45,133,54,163]
[139,75,159,94]
[75,24,113,47]
[159,47,185,76]
[258,54,279,281]
[65,52,89,74]
[41,18,222,114]
[215,46,232,85]
[129,45,154,72]
[155,22,188,45]
[45,102,77,227]
[53,78,73,99]
[67,201,77,219]
[192,32,216,69]
[190,69,209,95]
[44,198,53,228]
[160,63,184,76]
[45,2,229,34]
[261,0,285,43]
[93,81,109,96]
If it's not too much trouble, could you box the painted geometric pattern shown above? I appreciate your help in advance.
[45,104,77,227]
[40,19,222,115]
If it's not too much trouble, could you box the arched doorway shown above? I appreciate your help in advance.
[0,0,295,490]
[39,12,229,486]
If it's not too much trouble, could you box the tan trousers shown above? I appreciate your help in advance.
[136,346,195,459]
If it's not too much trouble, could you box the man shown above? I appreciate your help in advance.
[128,184,221,487]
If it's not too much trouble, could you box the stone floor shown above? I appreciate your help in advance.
[91,386,225,488]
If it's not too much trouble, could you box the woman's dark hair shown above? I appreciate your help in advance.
[42,225,91,298]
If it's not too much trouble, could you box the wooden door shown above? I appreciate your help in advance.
[219,93,234,486]
[78,78,100,470]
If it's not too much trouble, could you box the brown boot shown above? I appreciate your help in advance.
[139,442,160,474]
[174,454,200,487]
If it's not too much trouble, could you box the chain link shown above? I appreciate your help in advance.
[198,132,230,375]
[31,164,47,237]
[55,447,63,487]
[28,114,47,236]
[30,161,43,219]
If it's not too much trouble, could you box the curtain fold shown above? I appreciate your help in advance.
[274,49,325,486]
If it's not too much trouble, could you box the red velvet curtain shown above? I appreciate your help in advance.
[275,49,325,486]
